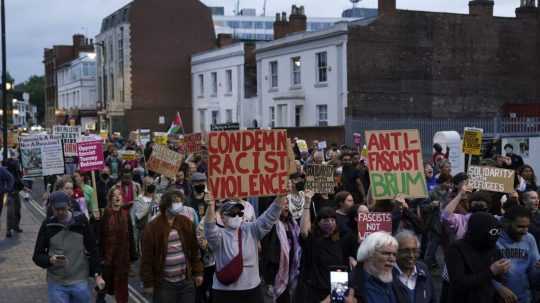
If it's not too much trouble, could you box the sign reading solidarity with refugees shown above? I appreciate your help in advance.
[19,134,64,177]
[53,125,82,157]
[147,144,184,179]
[77,139,105,173]
[365,129,427,200]
[184,133,204,154]
[467,165,515,193]
[208,129,289,200]
[358,212,392,241]
[463,127,483,155]
[305,165,335,194]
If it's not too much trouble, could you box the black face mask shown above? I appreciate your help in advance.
[194,184,206,194]
[295,181,305,192]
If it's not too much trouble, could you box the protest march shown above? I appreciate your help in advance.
[0,119,537,303]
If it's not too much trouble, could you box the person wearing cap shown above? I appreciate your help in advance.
[204,193,287,302]
[32,191,104,303]
[187,172,210,219]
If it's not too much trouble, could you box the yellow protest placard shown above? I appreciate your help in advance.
[463,127,483,155]
[154,132,168,145]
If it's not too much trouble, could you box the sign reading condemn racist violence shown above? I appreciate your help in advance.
[147,144,184,179]
[208,129,289,200]
[365,129,427,200]
[77,139,105,173]
[305,165,335,194]
[358,212,392,241]
[467,165,515,193]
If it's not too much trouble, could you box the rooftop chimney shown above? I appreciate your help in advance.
[289,5,307,35]
[469,0,494,17]
[217,33,233,48]
[73,34,85,48]
[273,12,289,39]
[378,0,396,15]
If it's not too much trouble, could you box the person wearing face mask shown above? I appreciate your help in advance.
[188,172,210,220]
[287,173,306,222]
[494,206,540,303]
[335,191,355,237]
[98,186,138,303]
[295,190,347,302]
[140,190,204,302]
[204,193,286,303]
[134,177,160,251]
[96,167,116,215]
[446,212,509,303]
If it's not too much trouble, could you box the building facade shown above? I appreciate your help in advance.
[43,34,94,128]
[56,52,98,130]
[256,22,350,128]
[96,0,215,134]
[191,43,257,132]
[9,92,35,128]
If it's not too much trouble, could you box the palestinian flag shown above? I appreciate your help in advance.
[167,112,184,135]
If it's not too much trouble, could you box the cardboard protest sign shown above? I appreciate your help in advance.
[53,125,82,157]
[365,129,427,200]
[77,139,105,173]
[147,144,184,178]
[154,132,168,145]
[139,129,151,147]
[296,140,308,153]
[208,129,289,200]
[184,133,204,154]
[463,127,483,155]
[1,131,19,147]
[19,134,64,177]
[305,165,335,194]
[99,130,108,140]
[287,139,297,175]
[467,165,515,193]
[129,131,139,142]
[120,150,138,161]
[358,212,392,241]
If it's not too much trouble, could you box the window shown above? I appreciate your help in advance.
[226,70,232,93]
[317,105,328,126]
[211,72,217,96]
[295,105,302,127]
[277,104,287,127]
[291,57,301,86]
[269,106,275,128]
[228,21,240,28]
[118,27,124,74]
[270,61,278,88]
[241,21,253,28]
[199,109,206,131]
[198,74,204,96]
[316,52,328,83]
[211,110,219,125]
[103,74,108,101]
[255,22,264,29]
[265,22,273,29]
[110,73,114,99]
[226,109,233,123]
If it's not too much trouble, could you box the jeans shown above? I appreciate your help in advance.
[154,279,196,303]
[48,280,91,303]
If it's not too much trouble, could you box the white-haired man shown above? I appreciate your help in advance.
[348,231,398,303]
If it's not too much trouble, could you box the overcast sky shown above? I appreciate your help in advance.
[6,0,519,83]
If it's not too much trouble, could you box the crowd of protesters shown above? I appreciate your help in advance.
[22,133,540,303]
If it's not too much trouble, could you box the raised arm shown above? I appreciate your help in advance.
[252,195,286,240]
[444,185,471,215]
[300,190,314,238]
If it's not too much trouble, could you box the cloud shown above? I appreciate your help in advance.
[3,0,521,83]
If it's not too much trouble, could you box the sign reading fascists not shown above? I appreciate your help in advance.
[305,165,335,194]
[467,165,515,193]
[358,212,392,241]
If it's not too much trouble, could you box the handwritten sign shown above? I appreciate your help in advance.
[365,129,427,200]
[19,134,64,177]
[147,144,184,179]
[287,139,297,175]
[139,129,151,147]
[358,212,392,241]
[305,165,335,194]
[297,140,308,153]
[77,140,105,173]
[463,127,483,155]
[154,132,168,145]
[120,150,138,161]
[208,130,289,200]
[53,125,82,157]
[184,133,204,154]
[467,165,515,193]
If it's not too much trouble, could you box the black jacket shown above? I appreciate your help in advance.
[392,262,435,303]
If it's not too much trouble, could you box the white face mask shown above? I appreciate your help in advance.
[168,202,184,215]
[226,216,243,229]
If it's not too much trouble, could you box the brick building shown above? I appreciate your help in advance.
[43,34,94,128]
[96,0,215,134]
[347,0,540,119]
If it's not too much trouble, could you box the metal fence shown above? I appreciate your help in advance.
[345,117,540,155]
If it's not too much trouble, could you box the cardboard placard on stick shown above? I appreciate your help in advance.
[365,129,427,200]
[184,133,204,154]
[19,134,64,177]
[147,144,184,179]
[208,129,289,200]
[358,212,392,241]
[305,164,335,194]
[467,165,515,193]
[463,127,483,155]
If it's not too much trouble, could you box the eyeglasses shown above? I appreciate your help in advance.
[225,211,244,218]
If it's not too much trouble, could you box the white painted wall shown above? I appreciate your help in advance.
[56,53,98,111]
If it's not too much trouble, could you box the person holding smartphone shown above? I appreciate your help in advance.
[32,191,104,303]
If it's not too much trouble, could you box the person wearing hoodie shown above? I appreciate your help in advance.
[495,206,540,303]
[446,212,510,303]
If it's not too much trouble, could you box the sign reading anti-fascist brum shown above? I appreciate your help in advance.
[147,144,184,179]
[208,129,289,200]
[467,166,515,193]
[365,129,427,200]
[358,212,392,241]
[305,165,335,194]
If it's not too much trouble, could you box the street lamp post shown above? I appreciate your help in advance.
[1,0,8,162]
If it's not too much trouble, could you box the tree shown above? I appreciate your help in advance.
[16,75,45,124]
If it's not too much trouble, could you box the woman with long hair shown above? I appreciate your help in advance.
[517,164,538,192]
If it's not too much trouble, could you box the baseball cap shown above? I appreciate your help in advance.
[49,191,71,209]
[220,201,245,215]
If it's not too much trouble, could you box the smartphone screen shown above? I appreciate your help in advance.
[330,271,349,303]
